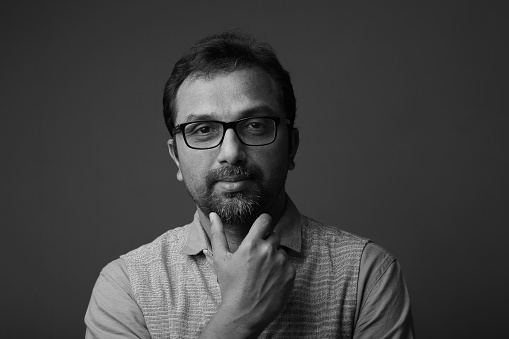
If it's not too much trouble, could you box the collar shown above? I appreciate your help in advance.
[180,196,302,255]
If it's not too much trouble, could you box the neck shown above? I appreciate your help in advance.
[198,191,287,253]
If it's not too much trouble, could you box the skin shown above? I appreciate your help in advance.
[168,67,299,337]
[169,67,299,252]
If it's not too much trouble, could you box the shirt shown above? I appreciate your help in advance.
[85,199,414,338]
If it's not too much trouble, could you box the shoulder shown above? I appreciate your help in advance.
[92,258,137,305]
[101,258,130,286]
[119,225,197,297]
[357,242,407,310]
[354,243,415,336]
[302,215,370,247]
[298,216,371,271]
[120,224,192,264]
[360,242,397,275]
[86,258,150,338]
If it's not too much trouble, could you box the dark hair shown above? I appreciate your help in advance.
[163,31,296,136]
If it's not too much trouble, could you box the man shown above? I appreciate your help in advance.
[85,31,414,338]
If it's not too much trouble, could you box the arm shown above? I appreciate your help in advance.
[85,259,151,339]
[199,213,296,339]
[353,243,415,339]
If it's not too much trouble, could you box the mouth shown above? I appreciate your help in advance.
[215,176,252,192]
[217,175,252,182]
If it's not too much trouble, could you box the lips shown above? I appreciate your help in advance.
[215,175,253,192]
[217,175,252,182]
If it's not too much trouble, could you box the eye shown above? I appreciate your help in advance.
[247,122,262,129]
[243,119,268,130]
[186,122,220,135]
[197,126,212,134]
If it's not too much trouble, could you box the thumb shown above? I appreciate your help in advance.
[209,212,230,259]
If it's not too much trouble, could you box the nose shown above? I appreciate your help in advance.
[216,128,247,164]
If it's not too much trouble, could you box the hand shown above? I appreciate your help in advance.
[209,212,296,337]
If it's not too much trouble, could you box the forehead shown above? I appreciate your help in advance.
[174,67,283,124]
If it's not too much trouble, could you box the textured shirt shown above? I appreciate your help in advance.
[85,199,414,338]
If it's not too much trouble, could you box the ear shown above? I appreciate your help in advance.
[167,138,183,181]
[288,128,299,170]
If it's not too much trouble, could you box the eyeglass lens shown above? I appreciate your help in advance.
[183,117,276,148]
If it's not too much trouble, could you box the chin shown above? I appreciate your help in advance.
[213,191,262,224]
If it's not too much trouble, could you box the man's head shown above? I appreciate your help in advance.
[164,32,299,225]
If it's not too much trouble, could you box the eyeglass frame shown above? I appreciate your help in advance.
[172,116,291,150]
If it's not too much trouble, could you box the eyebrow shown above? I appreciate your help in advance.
[184,105,277,123]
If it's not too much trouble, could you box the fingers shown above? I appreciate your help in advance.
[264,232,281,249]
[244,213,274,242]
[210,212,230,258]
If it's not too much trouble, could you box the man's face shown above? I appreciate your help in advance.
[169,67,298,224]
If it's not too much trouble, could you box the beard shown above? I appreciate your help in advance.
[207,190,262,224]
[186,164,279,225]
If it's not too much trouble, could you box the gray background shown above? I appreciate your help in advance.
[2,1,508,338]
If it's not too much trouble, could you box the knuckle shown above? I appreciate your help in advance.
[259,242,275,254]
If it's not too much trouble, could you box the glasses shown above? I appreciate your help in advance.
[172,116,290,150]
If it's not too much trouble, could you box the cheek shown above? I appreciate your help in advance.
[181,160,204,180]
[254,146,290,179]
[178,151,214,185]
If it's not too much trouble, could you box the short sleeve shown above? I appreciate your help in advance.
[84,258,151,339]
[354,242,415,339]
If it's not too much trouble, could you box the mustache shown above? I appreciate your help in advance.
[206,164,262,184]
